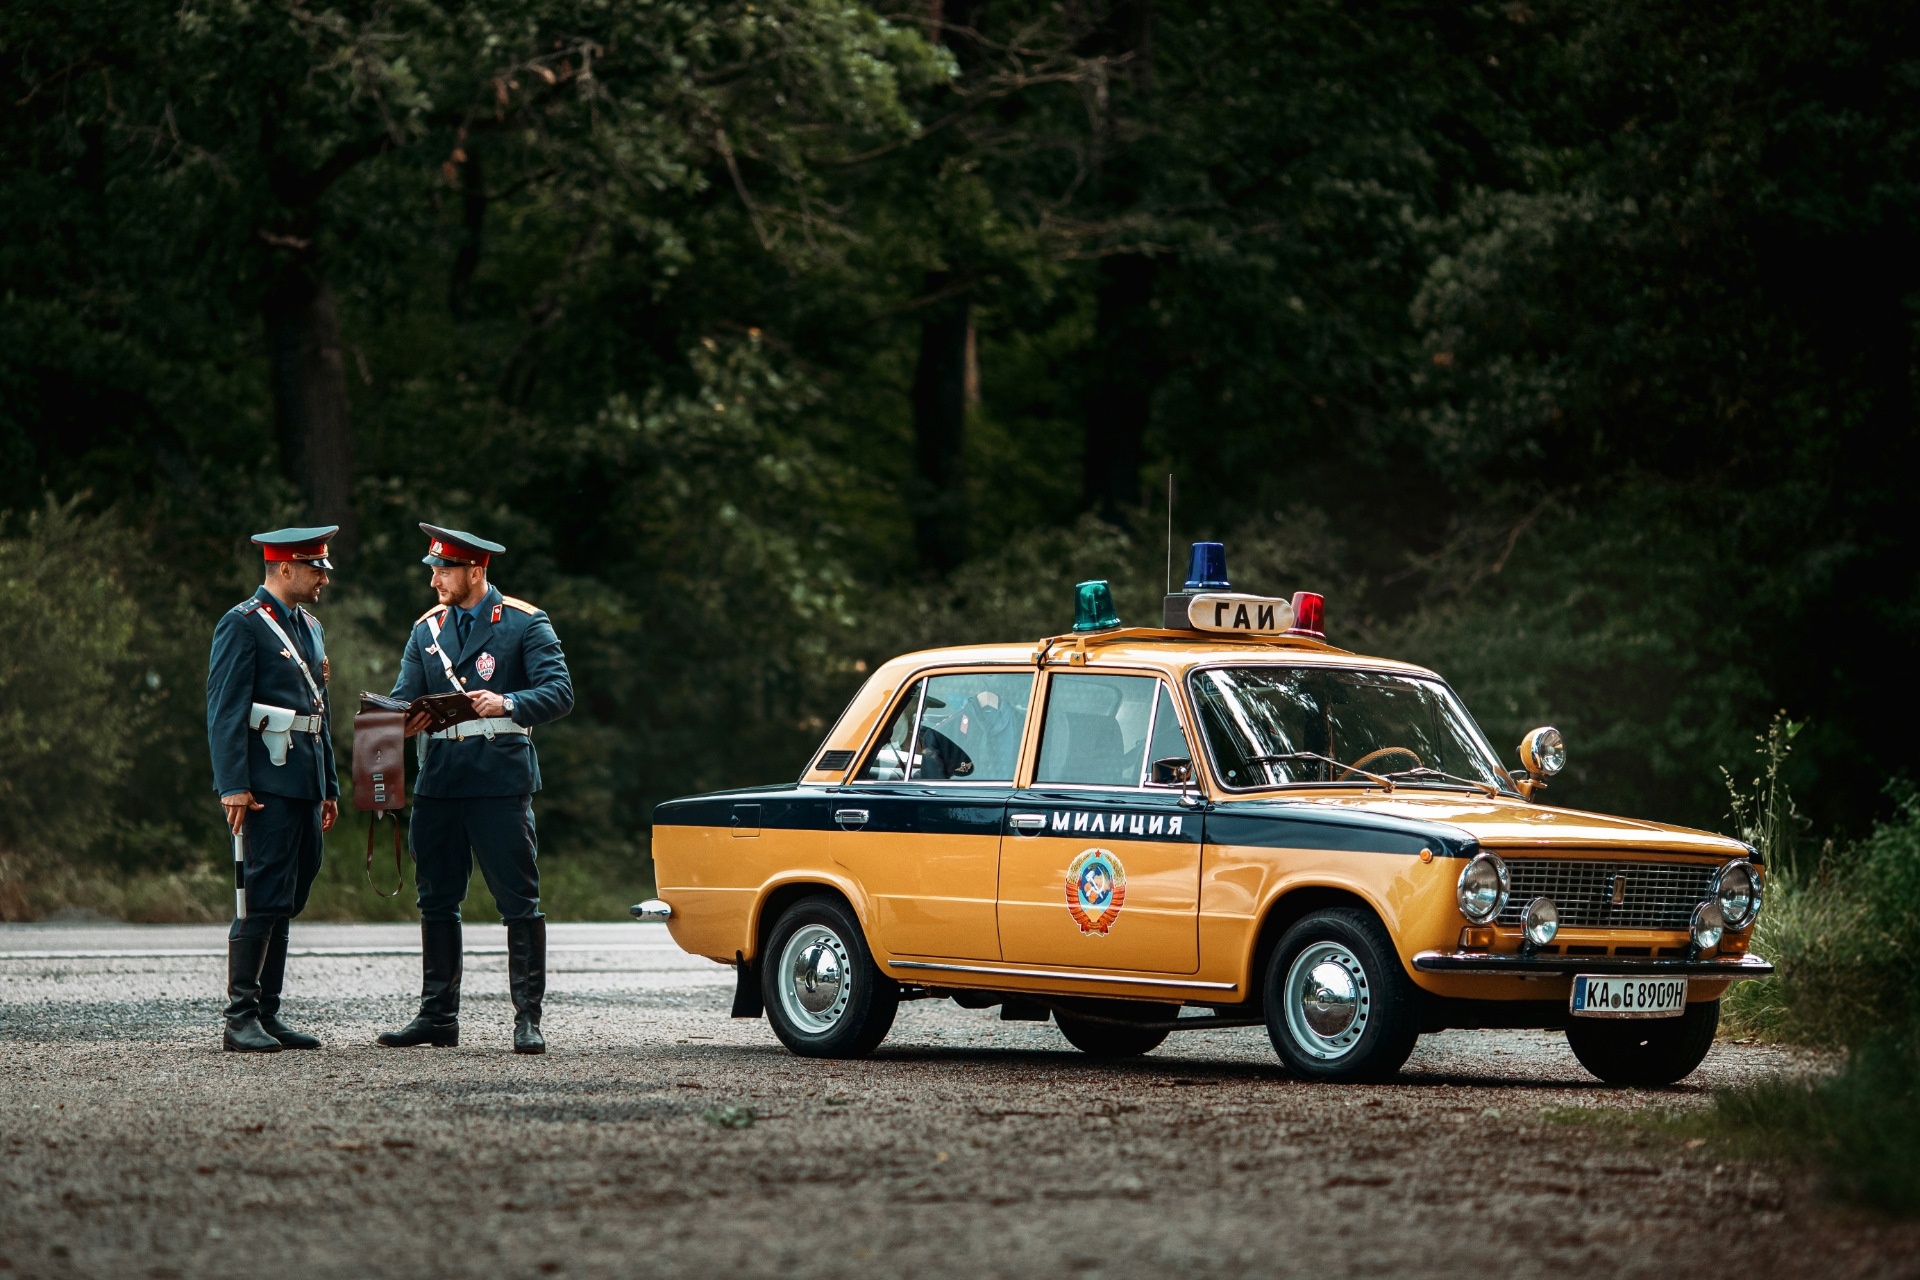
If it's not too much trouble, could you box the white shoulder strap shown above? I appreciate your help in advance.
[256,605,325,711]
[424,612,462,688]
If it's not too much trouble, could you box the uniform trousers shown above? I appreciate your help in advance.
[229,792,324,942]
[411,794,542,923]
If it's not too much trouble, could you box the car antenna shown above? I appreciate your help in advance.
[1165,471,1175,596]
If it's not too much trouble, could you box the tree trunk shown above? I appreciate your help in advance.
[263,262,357,557]
[1082,253,1160,520]
[449,151,486,322]
[911,272,971,574]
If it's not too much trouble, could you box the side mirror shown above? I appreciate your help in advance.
[1515,727,1566,799]
[1151,757,1193,786]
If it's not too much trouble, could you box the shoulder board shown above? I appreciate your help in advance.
[499,595,540,615]
[233,599,266,616]
[415,603,449,625]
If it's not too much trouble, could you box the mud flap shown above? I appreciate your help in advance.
[731,953,764,1019]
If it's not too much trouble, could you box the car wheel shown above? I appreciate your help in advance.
[1264,908,1420,1083]
[760,895,899,1059]
[1566,999,1719,1087]
[1054,1001,1173,1059]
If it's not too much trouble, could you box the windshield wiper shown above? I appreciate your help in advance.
[1380,767,1500,798]
[1247,752,1395,792]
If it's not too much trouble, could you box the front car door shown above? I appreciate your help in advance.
[999,673,1202,973]
[830,668,1035,961]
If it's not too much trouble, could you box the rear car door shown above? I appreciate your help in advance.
[830,669,1035,961]
[1000,674,1202,973]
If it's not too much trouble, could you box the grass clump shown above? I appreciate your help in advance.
[1703,719,1920,1216]
[1709,1031,1920,1215]
[1724,785,1920,1046]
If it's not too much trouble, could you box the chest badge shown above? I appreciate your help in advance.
[475,652,497,682]
[1065,848,1127,936]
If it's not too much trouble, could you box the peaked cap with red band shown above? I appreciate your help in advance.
[420,523,505,568]
[251,525,338,570]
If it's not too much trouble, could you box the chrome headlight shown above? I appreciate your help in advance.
[1522,897,1559,947]
[1712,859,1762,931]
[1518,726,1566,778]
[1690,901,1726,951]
[1456,852,1510,925]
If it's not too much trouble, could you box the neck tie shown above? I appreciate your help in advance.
[457,611,473,648]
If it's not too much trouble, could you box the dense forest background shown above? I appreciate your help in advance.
[2,0,1916,910]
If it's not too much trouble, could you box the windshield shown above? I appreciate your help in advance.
[1188,666,1518,794]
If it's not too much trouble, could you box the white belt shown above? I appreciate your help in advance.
[432,716,529,742]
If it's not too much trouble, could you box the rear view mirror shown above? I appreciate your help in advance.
[1151,757,1193,786]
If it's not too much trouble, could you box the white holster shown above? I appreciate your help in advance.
[250,702,321,767]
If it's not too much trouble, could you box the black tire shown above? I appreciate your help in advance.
[1055,1001,1173,1058]
[760,895,899,1059]
[1264,908,1420,1083]
[1566,1000,1719,1087]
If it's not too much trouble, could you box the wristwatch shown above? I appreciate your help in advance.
[502,695,516,715]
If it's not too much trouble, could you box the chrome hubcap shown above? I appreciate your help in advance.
[778,923,851,1035]
[1284,942,1370,1061]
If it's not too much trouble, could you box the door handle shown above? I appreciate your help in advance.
[1009,812,1047,833]
[834,808,870,828]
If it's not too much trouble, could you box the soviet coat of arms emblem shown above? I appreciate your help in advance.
[1064,848,1127,935]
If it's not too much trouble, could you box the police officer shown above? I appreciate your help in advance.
[378,525,574,1054]
[206,527,341,1053]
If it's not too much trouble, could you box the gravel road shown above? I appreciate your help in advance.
[2,922,1914,1280]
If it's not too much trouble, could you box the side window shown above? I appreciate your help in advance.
[1035,674,1160,787]
[1142,683,1194,786]
[856,672,1034,782]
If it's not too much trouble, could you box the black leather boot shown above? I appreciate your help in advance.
[223,937,283,1053]
[377,920,462,1048]
[258,919,321,1049]
[508,918,547,1054]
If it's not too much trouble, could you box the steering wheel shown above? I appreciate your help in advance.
[1338,746,1422,781]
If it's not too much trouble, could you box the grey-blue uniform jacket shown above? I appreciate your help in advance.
[207,587,339,801]
[391,586,574,798]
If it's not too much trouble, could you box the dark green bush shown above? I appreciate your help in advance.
[0,500,214,904]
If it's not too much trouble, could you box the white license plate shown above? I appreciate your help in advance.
[1570,975,1688,1018]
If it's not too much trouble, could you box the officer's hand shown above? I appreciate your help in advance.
[321,799,338,832]
[468,690,507,718]
[403,710,433,737]
[222,791,264,835]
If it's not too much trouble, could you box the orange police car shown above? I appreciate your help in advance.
[634,543,1769,1085]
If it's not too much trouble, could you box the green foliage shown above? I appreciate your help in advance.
[1712,1030,1920,1217]
[0,501,214,881]
[1722,713,1811,885]
[4,0,1920,918]
[1709,757,1920,1217]
[1725,788,1920,1047]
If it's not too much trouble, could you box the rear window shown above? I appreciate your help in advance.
[856,671,1034,782]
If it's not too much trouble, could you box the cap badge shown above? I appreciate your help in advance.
[476,652,496,682]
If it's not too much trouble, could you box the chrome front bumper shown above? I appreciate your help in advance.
[1412,950,1774,979]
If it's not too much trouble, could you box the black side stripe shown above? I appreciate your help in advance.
[1206,812,1474,858]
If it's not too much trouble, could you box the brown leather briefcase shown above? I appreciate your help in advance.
[353,704,408,895]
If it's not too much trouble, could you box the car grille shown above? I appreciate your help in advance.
[1496,858,1718,930]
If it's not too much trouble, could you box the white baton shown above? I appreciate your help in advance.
[233,830,248,921]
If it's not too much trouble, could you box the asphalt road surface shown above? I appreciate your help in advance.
[2,922,1914,1280]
